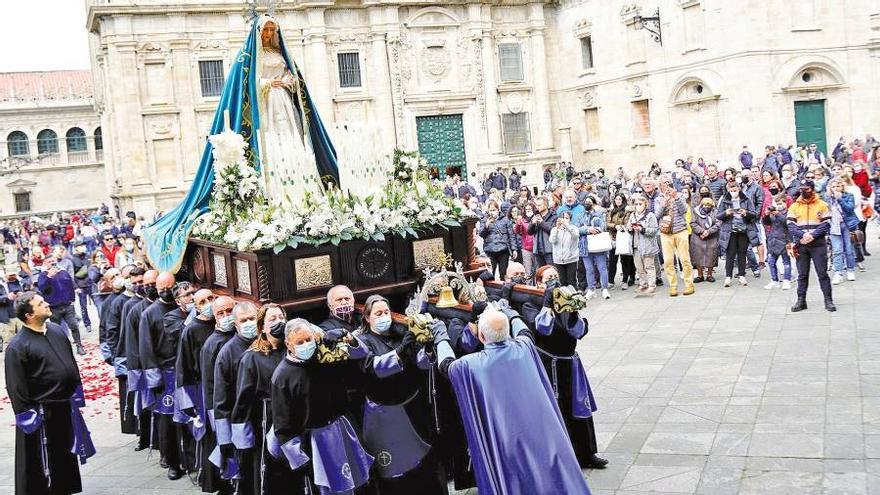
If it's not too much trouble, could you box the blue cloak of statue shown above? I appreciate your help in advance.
[143,18,340,273]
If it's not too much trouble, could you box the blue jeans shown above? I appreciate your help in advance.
[581,252,609,290]
[830,229,856,272]
[767,251,792,282]
[77,286,93,328]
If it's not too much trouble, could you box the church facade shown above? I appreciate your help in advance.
[87,0,880,216]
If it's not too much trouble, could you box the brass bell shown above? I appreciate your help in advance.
[436,285,458,308]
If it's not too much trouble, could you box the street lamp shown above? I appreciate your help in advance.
[633,8,662,45]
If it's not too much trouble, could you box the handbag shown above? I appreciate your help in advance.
[615,230,634,256]
[659,216,673,235]
[587,231,613,253]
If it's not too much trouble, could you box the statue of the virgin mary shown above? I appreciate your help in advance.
[255,15,325,204]
[143,13,341,272]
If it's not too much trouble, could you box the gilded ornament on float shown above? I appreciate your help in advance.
[553,286,588,314]
[294,255,333,290]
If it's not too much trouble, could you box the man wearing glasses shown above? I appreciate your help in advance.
[100,234,121,267]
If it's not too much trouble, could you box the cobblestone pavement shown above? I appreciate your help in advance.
[0,227,878,494]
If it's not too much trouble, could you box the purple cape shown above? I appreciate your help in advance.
[448,337,591,495]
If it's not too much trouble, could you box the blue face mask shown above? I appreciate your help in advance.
[239,320,258,339]
[200,304,213,318]
[219,315,235,332]
[185,302,195,312]
[373,315,392,334]
[295,340,317,361]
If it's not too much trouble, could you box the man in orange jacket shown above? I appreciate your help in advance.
[786,180,835,312]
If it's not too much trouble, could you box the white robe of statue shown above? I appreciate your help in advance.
[257,20,322,207]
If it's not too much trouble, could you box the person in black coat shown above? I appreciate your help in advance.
[355,295,449,495]
[212,301,258,493]
[118,269,155,450]
[5,292,95,495]
[199,297,236,494]
[270,318,374,495]
[716,182,759,285]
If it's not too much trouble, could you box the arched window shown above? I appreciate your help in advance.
[6,131,29,157]
[94,127,103,151]
[36,129,58,155]
[66,127,87,153]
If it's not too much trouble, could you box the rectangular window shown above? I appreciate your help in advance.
[580,36,594,70]
[198,60,225,98]
[337,52,362,88]
[683,4,705,47]
[498,44,524,82]
[501,113,531,154]
[631,100,651,141]
[584,108,600,146]
[13,192,31,213]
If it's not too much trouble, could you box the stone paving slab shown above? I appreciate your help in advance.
[0,227,877,494]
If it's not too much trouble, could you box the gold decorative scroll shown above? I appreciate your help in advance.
[294,255,333,291]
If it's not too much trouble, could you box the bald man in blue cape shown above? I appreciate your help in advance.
[444,307,591,494]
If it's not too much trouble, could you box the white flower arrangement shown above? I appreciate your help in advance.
[193,145,473,252]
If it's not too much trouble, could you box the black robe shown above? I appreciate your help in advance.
[175,317,215,473]
[270,356,366,495]
[213,334,253,490]
[119,296,152,446]
[318,314,365,428]
[139,299,181,467]
[232,348,289,494]
[358,331,447,495]
[199,329,235,494]
[101,292,137,435]
[5,323,84,495]
[521,302,598,467]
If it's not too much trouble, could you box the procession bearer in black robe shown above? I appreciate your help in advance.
[231,303,292,494]
[162,282,196,473]
[355,295,452,495]
[211,301,258,489]
[5,292,96,495]
[270,318,374,495]
[105,265,137,436]
[199,296,236,494]
[117,268,155,450]
[520,265,608,470]
[174,288,215,477]
[139,272,185,480]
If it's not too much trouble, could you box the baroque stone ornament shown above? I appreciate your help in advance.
[413,237,446,270]
[421,43,451,83]
[581,88,597,108]
[294,255,333,291]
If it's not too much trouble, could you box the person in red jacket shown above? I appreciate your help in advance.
[100,232,121,267]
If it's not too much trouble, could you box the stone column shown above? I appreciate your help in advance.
[528,3,553,151]
[480,5,502,155]
[369,6,396,150]
[303,8,332,119]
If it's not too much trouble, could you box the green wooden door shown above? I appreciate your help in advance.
[794,100,827,156]
[416,114,466,179]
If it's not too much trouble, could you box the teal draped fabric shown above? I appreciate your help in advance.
[143,20,340,273]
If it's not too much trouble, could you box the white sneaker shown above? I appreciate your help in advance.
[738,276,749,286]
[724,277,732,287]
[858,263,866,272]
[782,280,791,290]
[832,272,843,285]
[602,289,611,300]
[846,271,856,281]
[764,281,779,290]
[585,290,596,300]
